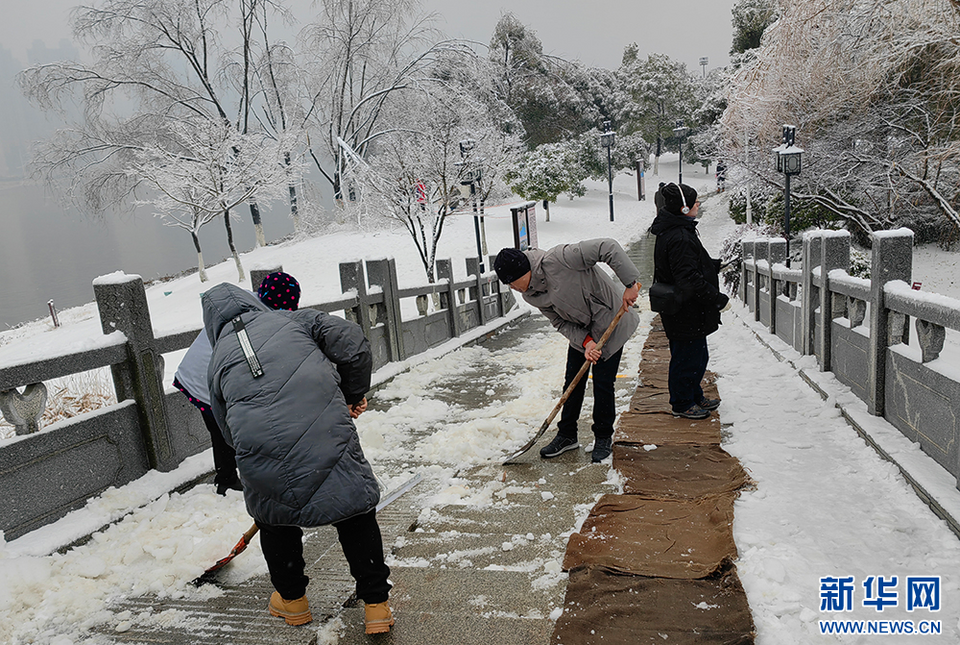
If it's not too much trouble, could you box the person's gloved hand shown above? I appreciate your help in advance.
[716,292,730,311]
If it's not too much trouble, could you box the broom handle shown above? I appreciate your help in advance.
[537,305,628,432]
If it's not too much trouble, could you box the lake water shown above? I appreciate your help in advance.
[0,182,295,329]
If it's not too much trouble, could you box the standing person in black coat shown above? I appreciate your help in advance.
[650,183,729,420]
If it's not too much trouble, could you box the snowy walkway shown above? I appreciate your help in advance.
[4,296,960,643]
[713,307,960,644]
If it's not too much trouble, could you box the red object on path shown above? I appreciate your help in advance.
[192,524,259,586]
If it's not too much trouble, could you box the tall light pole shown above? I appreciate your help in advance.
[673,120,688,185]
[458,138,484,272]
[600,121,615,222]
[774,125,803,267]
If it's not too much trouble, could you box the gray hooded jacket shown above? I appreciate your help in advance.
[522,238,640,357]
[202,283,379,527]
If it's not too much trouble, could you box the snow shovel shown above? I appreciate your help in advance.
[192,473,423,586]
[503,305,629,465]
[192,523,259,586]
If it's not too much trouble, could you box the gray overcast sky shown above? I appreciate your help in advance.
[2,0,736,73]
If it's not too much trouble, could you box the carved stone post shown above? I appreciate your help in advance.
[768,239,786,335]
[94,273,175,471]
[867,229,913,416]
[818,232,851,372]
[367,258,405,362]
[249,265,283,296]
[740,240,754,305]
[753,239,768,323]
[801,231,823,356]
[436,259,461,338]
[340,261,371,332]
[466,257,487,326]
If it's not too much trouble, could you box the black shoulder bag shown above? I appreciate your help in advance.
[649,282,682,315]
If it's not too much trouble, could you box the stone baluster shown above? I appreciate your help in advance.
[915,320,945,363]
[0,383,47,435]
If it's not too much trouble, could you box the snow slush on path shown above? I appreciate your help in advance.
[0,310,649,644]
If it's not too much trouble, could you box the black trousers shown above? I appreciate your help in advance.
[668,337,709,412]
[199,407,240,487]
[259,509,391,603]
[557,345,623,440]
[173,378,238,488]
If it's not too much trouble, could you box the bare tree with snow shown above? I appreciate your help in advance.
[133,119,301,282]
[720,0,960,244]
[346,68,521,283]
[18,0,302,253]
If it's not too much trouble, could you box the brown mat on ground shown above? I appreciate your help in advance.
[616,411,721,445]
[613,444,752,498]
[629,387,672,413]
[563,494,737,577]
[637,374,671,389]
[551,563,755,644]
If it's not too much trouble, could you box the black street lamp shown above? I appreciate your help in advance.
[458,138,485,272]
[600,121,615,222]
[673,120,688,184]
[773,125,803,267]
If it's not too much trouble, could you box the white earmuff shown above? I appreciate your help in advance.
[672,183,690,214]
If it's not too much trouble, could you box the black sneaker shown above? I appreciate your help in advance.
[698,397,721,411]
[539,434,579,458]
[591,436,613,463]
[673,404,710,420]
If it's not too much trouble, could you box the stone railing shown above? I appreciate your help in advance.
[740,229,960,488]
[0,257,516,540]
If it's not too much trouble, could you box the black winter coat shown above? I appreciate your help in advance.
[202,283,379,527]
[650,209,728,340]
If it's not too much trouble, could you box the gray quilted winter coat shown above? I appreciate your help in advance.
[202,283,379,527]
[522,238,641,358]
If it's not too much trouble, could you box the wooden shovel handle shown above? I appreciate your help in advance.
[540,305,629,431]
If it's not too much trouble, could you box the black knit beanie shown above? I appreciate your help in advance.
[661,183,699,216]
[494,248,531,284]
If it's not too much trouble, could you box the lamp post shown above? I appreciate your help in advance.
[600,121,615,221]
[673,120,688,184]
[773,125,803,267]
[458,138,484,272]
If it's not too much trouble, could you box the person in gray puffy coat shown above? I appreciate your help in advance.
[173,272,302,496]
[202,282,394,633]
[494,238,641,463]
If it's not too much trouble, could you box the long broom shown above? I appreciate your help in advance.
[502,305,629,465]
[191,473,423,586]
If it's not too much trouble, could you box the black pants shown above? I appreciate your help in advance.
[557,345,623,440]
[259,509,391,603]
[668,337,709,412]
[173,378,239,488]
[199,407,240,488]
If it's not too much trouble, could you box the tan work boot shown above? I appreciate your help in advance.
[364,600,395,634]
[268,591,312,626]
